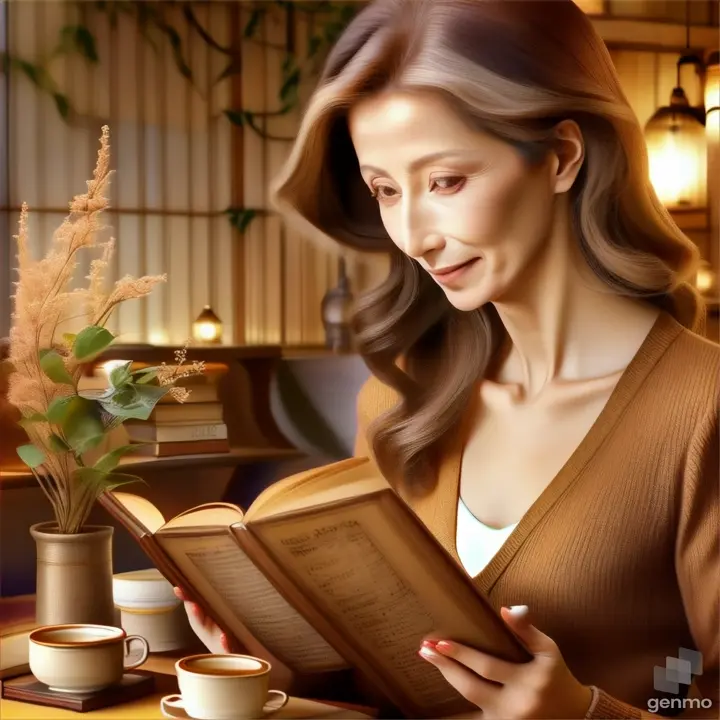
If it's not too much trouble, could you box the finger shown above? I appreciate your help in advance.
[419,644,499,708]
[220,633,230,653]
[426,640,520,684]
[174,586,190,602]
[184,600,210,627]
[500,606,558,659]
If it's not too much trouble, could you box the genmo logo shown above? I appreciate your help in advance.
[649,648,712,714]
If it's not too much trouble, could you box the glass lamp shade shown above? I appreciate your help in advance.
[192,305,223,344]
[645,89,707,209]
[705,52,719,136]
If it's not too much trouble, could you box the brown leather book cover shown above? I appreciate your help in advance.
[1,671,154,711]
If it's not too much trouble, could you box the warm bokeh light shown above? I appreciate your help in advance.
[705,55,719,136]
[192,306,223,344]
[696,262,717,295]
[98,359,131,377]
[645,94,707,208]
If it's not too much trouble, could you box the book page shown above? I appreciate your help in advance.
[251,495,529,717]
[108,492,166,535]
[154,531,348,674]
[246,457,379,522]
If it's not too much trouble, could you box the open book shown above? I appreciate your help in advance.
[99,457,531,718]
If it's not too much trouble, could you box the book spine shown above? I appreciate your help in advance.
[130,439,230,457]
[126,423,228,443]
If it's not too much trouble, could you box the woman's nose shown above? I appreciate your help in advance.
[399,203,444,258]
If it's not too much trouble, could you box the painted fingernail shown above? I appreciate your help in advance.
[435,641,453,653]
[173,587,181,598]
[508,605,529,617]
[191,604,201,617]
[418,645,437,660]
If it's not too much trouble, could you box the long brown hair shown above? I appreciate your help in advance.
[271,0,704,493]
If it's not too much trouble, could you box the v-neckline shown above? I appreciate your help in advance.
[437,310,683,594]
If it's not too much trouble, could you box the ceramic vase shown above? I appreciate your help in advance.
[30,522,115,626]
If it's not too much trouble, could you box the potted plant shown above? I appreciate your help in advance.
[3,126,203,626]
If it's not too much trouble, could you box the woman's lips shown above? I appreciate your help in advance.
[430,258,480,285]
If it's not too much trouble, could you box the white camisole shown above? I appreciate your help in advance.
[456,498,518,577]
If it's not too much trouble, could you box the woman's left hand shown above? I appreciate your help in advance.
[419,605,593,720]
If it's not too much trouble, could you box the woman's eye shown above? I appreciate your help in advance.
[371,185,398,200]
[430,176,465,192]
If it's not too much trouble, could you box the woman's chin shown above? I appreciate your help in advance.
[443,286,496,313]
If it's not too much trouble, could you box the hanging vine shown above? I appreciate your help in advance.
[1,0,360,234]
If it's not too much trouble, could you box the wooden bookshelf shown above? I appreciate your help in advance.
[0,448,303,490]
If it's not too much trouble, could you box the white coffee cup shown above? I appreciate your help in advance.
[160,653,288,720]
[29,624,149,693]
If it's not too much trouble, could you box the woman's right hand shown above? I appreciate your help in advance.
[174,586,231,654]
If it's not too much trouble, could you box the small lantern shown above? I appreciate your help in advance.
[644,87,707,209]
[192,305,223,345]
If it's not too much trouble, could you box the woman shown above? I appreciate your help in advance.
[178,1,719,717]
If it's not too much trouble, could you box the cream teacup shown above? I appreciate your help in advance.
[161,653,288,720]
[29,624,149,693]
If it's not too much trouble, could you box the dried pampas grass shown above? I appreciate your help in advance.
[6,126,194,532]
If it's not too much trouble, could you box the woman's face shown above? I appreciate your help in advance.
[348,90,560,311]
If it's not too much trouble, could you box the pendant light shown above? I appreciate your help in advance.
[192,305,223,344]
[644,1,707,210]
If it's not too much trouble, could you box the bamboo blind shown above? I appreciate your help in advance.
[2,1,240,345]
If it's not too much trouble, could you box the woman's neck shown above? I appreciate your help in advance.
[489,221,659,398]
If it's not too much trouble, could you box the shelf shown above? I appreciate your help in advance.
[0,447,304,489]
[592,18,718,51]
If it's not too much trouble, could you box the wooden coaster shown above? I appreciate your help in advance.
[1,672,155,712]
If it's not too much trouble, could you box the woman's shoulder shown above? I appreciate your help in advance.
[663,322,720,402]
[356,373,400,421]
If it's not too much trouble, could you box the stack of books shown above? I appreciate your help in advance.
[124,363,230,457]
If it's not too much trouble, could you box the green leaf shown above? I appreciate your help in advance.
[243,8,263,38]
[48,434,71,453]
[109,360,133,388]
[53,93,71,119]
[59,25,99,63]
[61,396,106,454]
[74,467,145,494]
[17,444,46,468]
[46,395,75,423]
[224,109,248,127]
[73,326,115,361]
[98,383,169,421]
[40,350,75,386]
[307,35,322,59]
[94,443,143,473]
[226,207,258,234]
[279,67,300,104]
[131,366,160,384]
